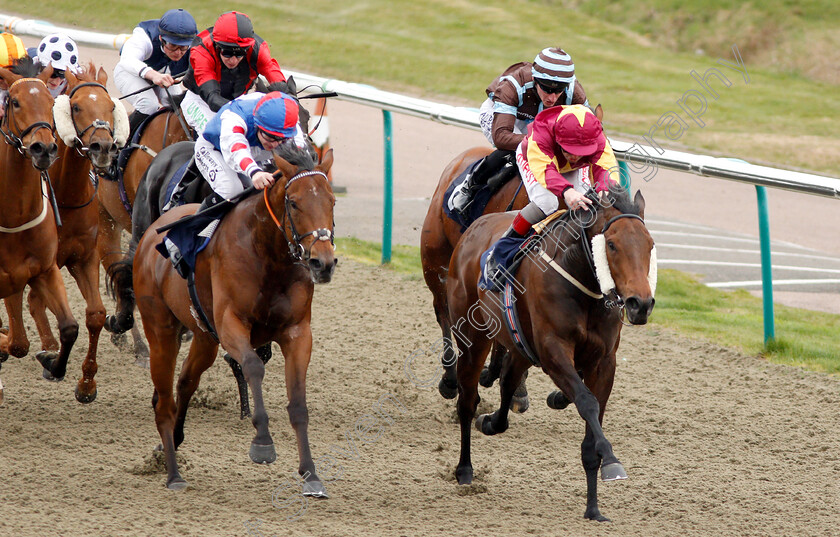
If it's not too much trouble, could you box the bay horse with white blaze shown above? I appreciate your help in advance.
[447,186,655,521]
[25,64,128,402]
[0,62,78,396]
[132,144,336,491]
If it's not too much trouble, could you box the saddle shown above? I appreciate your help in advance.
[444,155,519,231]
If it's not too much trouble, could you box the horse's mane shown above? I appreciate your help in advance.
[9,56,40,78]
[602,184,640,217]
[274,140,318,171]
[541,184,640,268]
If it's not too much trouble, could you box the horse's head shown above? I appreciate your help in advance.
[589,188,656,325]
[0,62,58,170]
[267,145,337,283]
[54,63,129,173]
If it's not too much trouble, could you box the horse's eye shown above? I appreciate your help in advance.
[11,98,20,108]
[72,104,81,113]
[289,200,299,211]
[607,240,617,252]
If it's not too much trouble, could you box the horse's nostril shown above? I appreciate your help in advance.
[29,142,44,156]
[309,258,324,272]
[48,143,58,158]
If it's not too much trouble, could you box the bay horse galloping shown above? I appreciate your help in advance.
[97,108,191,364]
[132,145,336,491]
[0,63,78,393]
[447,186,655,521]
[422,105,604,405]
[26,64,129,402]
[421,147,527,402]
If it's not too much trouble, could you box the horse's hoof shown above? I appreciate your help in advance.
[249,442,277,464]
[511,395,530,413]
[546,390,571,410]
[134,354,150,369]
[601,462,627,481]
[41,369,64,382]
[438,377,458,399]
[474,414,496,436]
[75,384,97,404]
[478,366,496,388]
[302,480,329,498]
[455,466,473,485]
[167,477,188,491]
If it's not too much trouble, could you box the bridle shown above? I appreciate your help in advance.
[65,82,117,157]
[0,77,55,158]
[536,196,651,323]
[263,169,334,262]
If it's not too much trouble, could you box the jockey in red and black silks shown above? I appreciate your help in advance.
[180,11,290,135]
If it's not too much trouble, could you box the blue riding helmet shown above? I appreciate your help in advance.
[158,9,197,47]
[253,92,299,139]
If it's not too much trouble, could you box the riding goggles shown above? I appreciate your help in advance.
[50,69,65,80]
[218,46,247,58]
[535,79,569,95]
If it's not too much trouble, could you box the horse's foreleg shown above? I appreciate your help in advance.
[67,259,106,403]
[29,269,79,381]
[544,347,623,522]
[27,288,59,352]
[219,315,278,466]
[146,316,186,490]
[173,334,218,449]
[277,322,328,498]
[3,293,31,358]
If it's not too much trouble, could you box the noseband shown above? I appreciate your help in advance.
[263,170,334,262]
[0,78,55,158]
[66,82,116,155]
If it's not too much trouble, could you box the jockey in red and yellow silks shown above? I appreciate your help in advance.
[482,104,619,288]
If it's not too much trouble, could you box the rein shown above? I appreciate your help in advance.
[263,170,334,262]
[1,78,54,157]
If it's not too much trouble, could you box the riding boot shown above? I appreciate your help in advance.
[162,160,198,213]
[127,110,149,141]
[452,149,514,214]
[484,225,526,290]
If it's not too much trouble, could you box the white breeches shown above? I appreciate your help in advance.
[180,90,215,136]
[479,97,530,148]
[194,137,273,199]
[516,142,586,215]
[113,63,183,115]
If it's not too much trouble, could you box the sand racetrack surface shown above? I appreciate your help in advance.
[1,259,838,537]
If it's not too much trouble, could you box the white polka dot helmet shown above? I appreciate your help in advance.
[37,33,81,73]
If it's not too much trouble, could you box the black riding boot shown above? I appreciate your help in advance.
[127,110,149,141]
[452,149,514,213]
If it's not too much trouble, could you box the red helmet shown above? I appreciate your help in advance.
[212,11,255,49]
[554,106,604,156]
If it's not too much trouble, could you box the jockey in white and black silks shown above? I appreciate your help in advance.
[32,33,83,98]
[180,11,292,136]
[451,47,591,215]
[113,9,198,134]
[194,91,307,201]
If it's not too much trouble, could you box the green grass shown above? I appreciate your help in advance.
[336,238,840,375]
[23,0,840,176]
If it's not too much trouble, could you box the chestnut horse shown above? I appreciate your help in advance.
[97,109,190,365]
[0,63,78,393]
[447,186,655,521]
[24,64,129,403]
[132,145,337,491]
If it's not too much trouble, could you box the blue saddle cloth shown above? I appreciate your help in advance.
[478,235,530,292]
[163,160,192,209]
[154,197,233,276]
[442,158,496,231]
